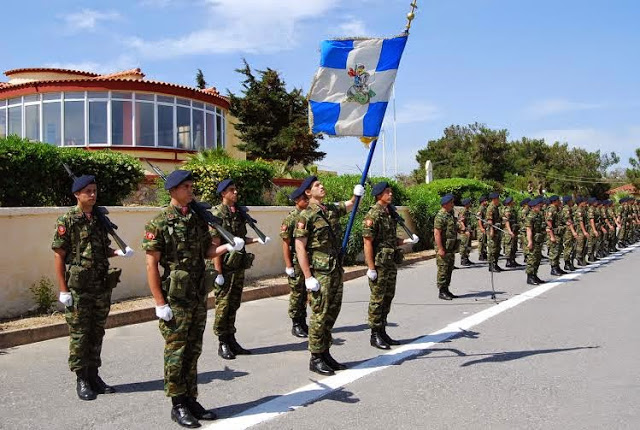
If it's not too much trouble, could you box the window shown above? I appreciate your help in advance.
[42,102,61,146]
[136,93,154,102]
[135,102,155,146]
[112,101,133,145]
[192,109,204,151]
[157,104,174,147]
[8,106,21,136]
[112,92,132,100]
[89,101,108,144]
[43,93,61,101]
[177,106,191,149]
[25,104,40,141]
[205,112,214,149]
[0,107,6,137]
[216,114,223,148]
[64,92,84,100]
[24,95,39,103]
[64,100,85,145]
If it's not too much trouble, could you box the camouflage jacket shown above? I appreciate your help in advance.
[587,206,597,230]
[476,205,487,230]
[486,203,501,226]
[280,208,301,257]
[434,208,457,253]
[52,206,111,272]
[141,205,212,276]
[295,201,347,272]
[362,203,399,254]
[560,205,574,229]
[502,206,517,232]
[525,210,545,243]
[458,208,471,233]
[545,205,560,232]
[211,204,248,240]
[519,206,530,227]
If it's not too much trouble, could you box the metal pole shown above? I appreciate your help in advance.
[393,85,398,176]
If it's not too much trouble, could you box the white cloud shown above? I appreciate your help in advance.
[395,101,442,124]
[524,98,604,118]
[44,55,138,75]
[61,9,121,31]
[335,18,369,37]
[127,0,340,58]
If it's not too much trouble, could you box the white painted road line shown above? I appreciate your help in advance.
[205,244,639,430]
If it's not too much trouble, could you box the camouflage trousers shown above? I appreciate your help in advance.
[586,230,598,258]
[618,226,626,242]
[288,261,307,320]
[308,268,343,353]
[562,230,576,262]
[368,264,397,329]
[458,233,471,259]
[65,283,112,372]
[487,231,502,265]
[478,230,487,256]
[213,268,245,337]
[436,252,455,289]
[160,296,207,398]
[576,233,587,260]
[525,241,543,275]
[547,235,561,267]
[502,232,518,262]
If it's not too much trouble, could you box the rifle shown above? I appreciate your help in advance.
[388,204,417,239]
[144,160,238,245]
[237,205,268,243]
[62,163,128,252]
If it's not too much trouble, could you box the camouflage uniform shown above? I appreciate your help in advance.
[617,203,626,245]
[561,204,575,265]
[477,204,488,258]
[574,205,588,263]
[280,208,307,321]
[586,205,598,260]
[458,207,472,261]
[52,206,116,373]
[295,202,347,354]
[211,204,250,337]
[545,205,561,268]
[519,205,530,250]
[142,205,213,398]
[501,205,518,264]
[434,207,457,290]
[362,203,401,330]
[486,202,502,267]
[525,210,545,276]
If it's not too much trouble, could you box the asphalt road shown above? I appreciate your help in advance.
[1,244,638,430]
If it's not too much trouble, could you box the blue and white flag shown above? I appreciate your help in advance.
[308,35,407,138]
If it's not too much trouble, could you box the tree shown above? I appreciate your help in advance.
[626,147,640,189]
[195,69,207,89]
[227,60,325,165]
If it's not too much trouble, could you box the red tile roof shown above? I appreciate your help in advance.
[98,68,145,79]
[607,183,638,194]
[5,67,100,77]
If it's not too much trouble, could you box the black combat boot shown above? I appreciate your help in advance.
[88,366,116,394]
[186,397,217,421]
[291,318,308,338]
[76,369,97,401]
[489,263,503,272]
[445,287,459,299]
[569,260,576,271]
[438,288,453,300]
[534,275,546,284]
[511,259,524,267]
[505,260,515,268]
[381,328,401,346]
[229,334,251,355]
[309,353,334,375]
[218,335,235,360]
[563,262,572,272]
[526,274,539,285]
[479,251,487,261]
[460,257,472,266]
[370,329,391,350]
[550,266,562,276]
[323,350,348,370]
[171,396,201,428]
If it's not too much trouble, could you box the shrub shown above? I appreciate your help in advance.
[29,277,57,314]
[0,136,144,206]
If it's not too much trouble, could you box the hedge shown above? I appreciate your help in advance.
[0,136,144,206]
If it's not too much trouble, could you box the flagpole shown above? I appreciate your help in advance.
[341,138,378,255]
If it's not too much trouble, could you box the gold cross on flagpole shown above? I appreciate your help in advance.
[405,1,419,33]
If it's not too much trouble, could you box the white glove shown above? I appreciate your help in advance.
[225,237,245,252]
[115,246,134,258]
[59,292,73,307]
[403,234,420,245]
[367,269,377,281]
[353,184,365,197]
[215,274,225,286]
[285,267,296,278]
[155,304,173,321]
[258,236,271,245]
[305,277,320,292]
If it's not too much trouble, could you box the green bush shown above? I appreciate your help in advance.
[0,136,144,206]
[184,150,275,205]
[272,186,297,206]
[29,277,57,314]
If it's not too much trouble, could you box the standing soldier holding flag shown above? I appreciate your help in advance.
[485,192,503,272]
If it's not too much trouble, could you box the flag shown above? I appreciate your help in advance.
[308,34,407,139]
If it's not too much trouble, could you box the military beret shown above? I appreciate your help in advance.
[289,183,306,201]
[72,175,96,193]
[529,197,543,207]
[461,198,472,206]
[300,175,318,192]
[587,197,597,204]
[576,196,584,203]
[440,193,454,205]
[216,178,234,194]
[479,196,487,203]
[164,170,193,190]
[620,197,628,203]
[521,197,531,206]
[371,181,390,197]
[549,195,559,202]
[503,196,513,205]
[488,192,499,199]
[562,195,572,204]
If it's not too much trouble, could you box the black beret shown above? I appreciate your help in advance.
[528,197,541,207]
[440,193,454,205]
[72,175,96,193]
[300,175,318,192]
[587,197,597,204]
[216,178,234,194]
[289,183,306,201]
[562,195,572,204]
[165,170,193,190]
[479,196,487,203]
[461,198,471,206]
[549,195,559,202]
[620,197,627,203]
[371,181,390,197]
[521,197,531,206]
[488,192,499,199]
[503,196,513,205]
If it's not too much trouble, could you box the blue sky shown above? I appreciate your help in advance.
[2,0,639,177]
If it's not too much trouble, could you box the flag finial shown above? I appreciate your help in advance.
[405,1,418,33]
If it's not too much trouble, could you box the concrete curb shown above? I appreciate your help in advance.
[0,250,442,349]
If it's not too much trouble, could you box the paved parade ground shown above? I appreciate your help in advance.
[2,245,639,430]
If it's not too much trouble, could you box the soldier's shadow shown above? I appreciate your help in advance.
[251,340,309,355]
[333,322,398,334]
[110,366,249,393]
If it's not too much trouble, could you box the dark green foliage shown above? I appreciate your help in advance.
[626,148,640,189]
[195,68,207,89]
[29,277,56,314]
[227,60,325,165]
[272,186,297,206]
[0,136,144,206]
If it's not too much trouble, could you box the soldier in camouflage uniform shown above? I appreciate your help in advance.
[434,194,459,300]
[605,200,617,252]
[501,197,521,267]
[143,170,244,428]
[616,197,627,248]
[518,198,531,251]
[485,192,504,272]
[560,196,578,271]
[280,184,310,338]
[545,196,565,276]
[476,196,489,260]
[586,197,600,263]
[363,182,419,350]
[52,174,134,401]
[525,197,546,285]
[211,179,270,360]
[458,198,474,266]
[294,176,364,375]
[574,197,589,266]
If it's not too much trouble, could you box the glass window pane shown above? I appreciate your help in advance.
[43,93,61,101]
[25,104,40,141]
[64,101,85,145]
[24,95,39,103]
[177,106,191,149]
[0,108,6,137]
[205,113,214,150]
[9,97,21,106]
[8,106,22,136]
[177,98,190,106]
[88,91,108,99]
[205,104,215,112]
[135,102,154,146]
[42,102,61,146]
[0,99,6,107]
[112,101,132,145]
[158,104,174,147]
[112,92,132,100]
[135,93,154,102]
[89,101,108,144]
[216,114,223,149]
[64,92,84,100]
[192,101,203,109]
[157,95,174,104]
[192,109,204,151]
